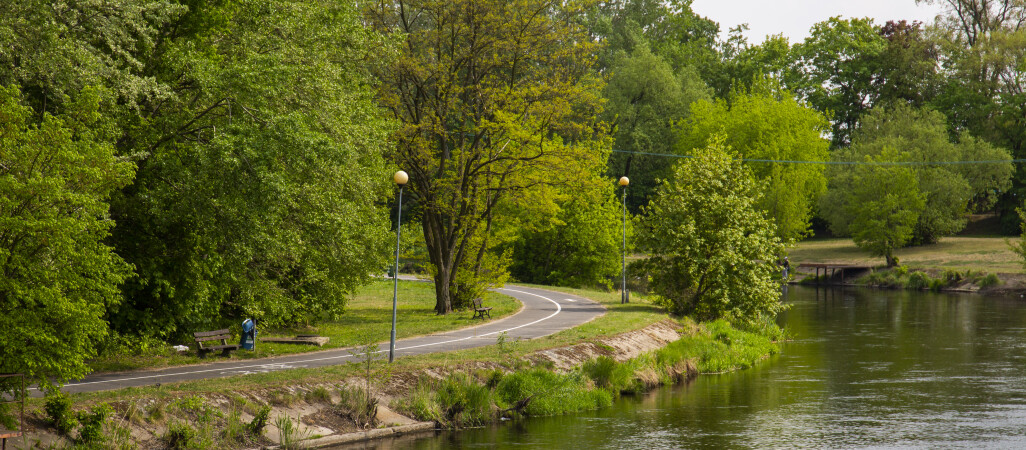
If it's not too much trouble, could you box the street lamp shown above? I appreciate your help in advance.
[390,170,408,363]
[618,176,629,304]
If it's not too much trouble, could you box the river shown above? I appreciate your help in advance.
[342,286,1026,449]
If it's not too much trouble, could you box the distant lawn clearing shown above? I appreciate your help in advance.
[88,279,519,373]
[788,237,1023,273]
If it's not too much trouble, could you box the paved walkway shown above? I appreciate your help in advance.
[60,284,604,393]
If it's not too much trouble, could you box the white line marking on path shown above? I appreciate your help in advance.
[564,298,576,302]
[59,288,563,390]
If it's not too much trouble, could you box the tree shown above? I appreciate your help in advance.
[509,177,625,289]
[0,85,133,386]
[677,83,831,242]
[789,17,887,148]
[367,0,609,314]
[639,139,785,322]
[846,150,926,266]
[820,104,1012,249]
[603,45,711,212]
[922,0,1026,231]
[105,0,395,334]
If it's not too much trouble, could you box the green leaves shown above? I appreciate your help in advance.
[678,84,831,242]
[640,140,785,322]
[0,84,132,385]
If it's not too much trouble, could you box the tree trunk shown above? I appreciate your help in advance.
[423,211,454,314]
[885,253,898,267]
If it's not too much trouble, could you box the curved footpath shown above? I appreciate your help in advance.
[60,284,605,394]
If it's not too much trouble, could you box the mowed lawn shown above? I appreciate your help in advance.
[89,280,519,372]
[788,237,1023,273]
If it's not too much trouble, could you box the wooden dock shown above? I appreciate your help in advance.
[796,263,872,283]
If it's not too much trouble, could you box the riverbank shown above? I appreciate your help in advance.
[13,289,780,449]
[788,236,1026,294]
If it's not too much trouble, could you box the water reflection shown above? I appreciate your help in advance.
[339,286,1026,449]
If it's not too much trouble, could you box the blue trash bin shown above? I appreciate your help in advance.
[240,319,256,351]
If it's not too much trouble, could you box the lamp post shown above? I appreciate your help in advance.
[618,176,629,304]
[389,170,408,363]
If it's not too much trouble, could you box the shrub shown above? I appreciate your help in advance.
[337,384,378,428]
[248,405,271,436]
[76,403,113,445]
[942,269,963,285]
[391,380,443,423]
[163,422,197,450]
[495,368,611,417]
[44,389,78,436]
[436,373,494,427]
[979,273,1002,288]
[905,271,932,290]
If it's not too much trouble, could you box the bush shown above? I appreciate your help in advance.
[248,405,271,436]
[582,356,640,394]
[163,422,197,450]
[391,380,443,423]
[655,319,778,374]
[905,271,932,290]
[76,403,113,445]
[495,368,611,417]
[44,390,78,436]
[337,385,378,428]
[978,273,1002,288]
[436,373,494,427]
[942,269,963,285]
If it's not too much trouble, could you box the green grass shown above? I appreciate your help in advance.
[60,285,665,407]
[88,280,519,372]
[788,236,1022,273]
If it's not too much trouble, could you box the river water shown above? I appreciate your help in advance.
[344,286,1026,449]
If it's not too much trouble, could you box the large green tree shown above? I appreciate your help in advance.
[0,85,133,386]
[367,0,608,313]
[821,104,1011,247]
[508,176,626,289]
[2,0,396,337]
[845,149,926,266]
[678,84,831,242]
[107,0,394,334]
[640,140,785,322]
[603,45,711,212]
[923,0,1026,231]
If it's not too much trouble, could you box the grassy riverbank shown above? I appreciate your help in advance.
[788,236,1026,292]
[788,236,1021,273]
[21,288,781,449]
[88,280,520,373]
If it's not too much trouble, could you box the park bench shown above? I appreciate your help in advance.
[472,297,492,319]
[193,329,240,357]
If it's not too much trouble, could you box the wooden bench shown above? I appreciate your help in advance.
[1,431,22,450]
[193,329,240,357]
[472,298,492,319]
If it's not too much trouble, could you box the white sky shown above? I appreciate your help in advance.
[689,0,948,43]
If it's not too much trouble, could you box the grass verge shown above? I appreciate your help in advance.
[88,280,519,373]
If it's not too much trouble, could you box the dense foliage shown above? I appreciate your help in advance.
[0,85,132,385]
[2,0,1024,389]
[367,0,609,313]
[639,141,785,321]
[678,84,831,242]
[821,104,1012,260]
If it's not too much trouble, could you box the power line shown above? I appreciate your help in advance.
[611,149,1025,166]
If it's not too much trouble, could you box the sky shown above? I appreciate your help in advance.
[689,0,948,43]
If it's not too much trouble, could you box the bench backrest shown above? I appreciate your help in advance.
[473,298,483,308]
[193,329,232,346]
[194,329,231,338]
